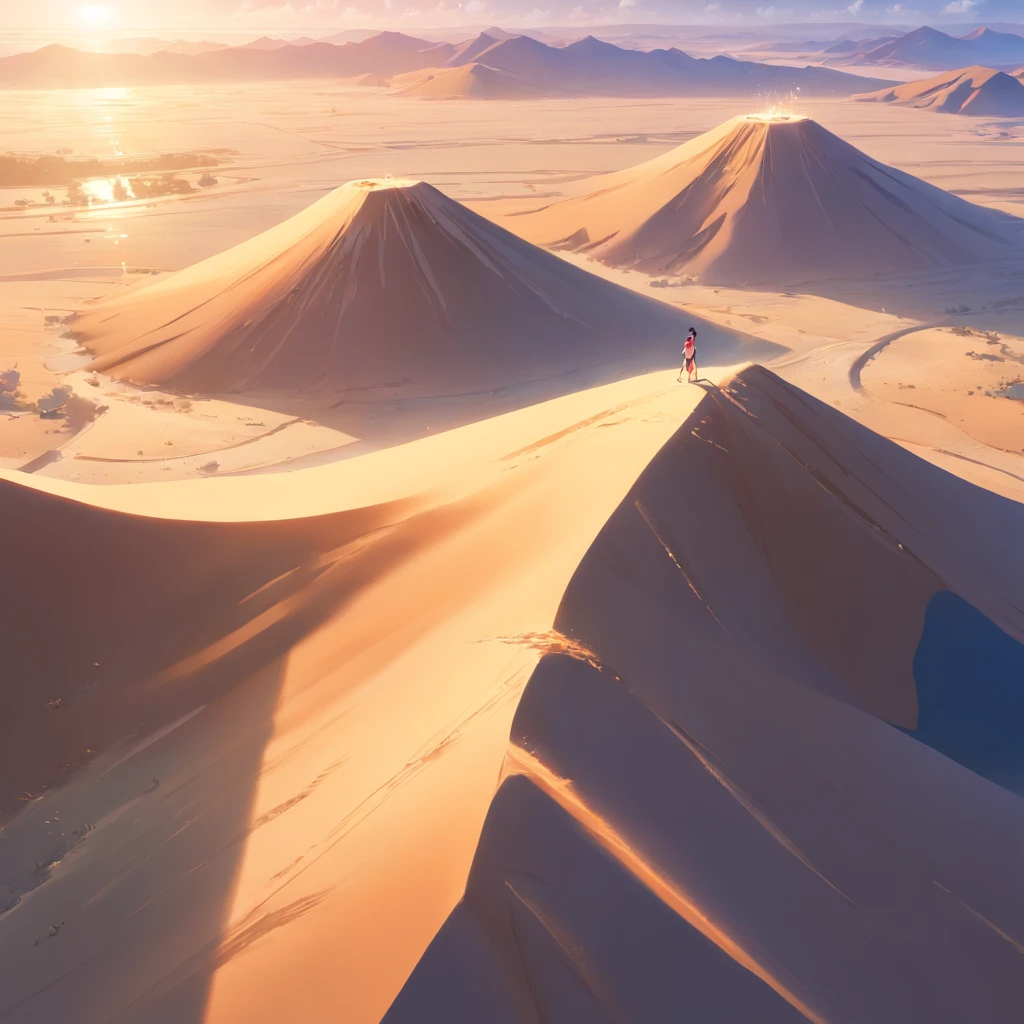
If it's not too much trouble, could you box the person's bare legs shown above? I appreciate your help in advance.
[688,360,697,382]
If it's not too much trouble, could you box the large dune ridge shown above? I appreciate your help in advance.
[502,113,1023,285]
[0,361,747,1023]
[854,65,1024,115]
[3,361,1024,1022]
[387,364,1024,1024]
[69,177,714,395]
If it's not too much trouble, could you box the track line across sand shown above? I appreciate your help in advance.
[848,305,1024,392]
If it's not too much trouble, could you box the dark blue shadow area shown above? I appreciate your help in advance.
[908,591,1024,797]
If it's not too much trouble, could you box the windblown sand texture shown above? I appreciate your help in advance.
[70,178,692,393]
[504,114,1022,285]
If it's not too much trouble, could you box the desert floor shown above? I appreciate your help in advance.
[2,82,1024,1024]
[1,83,1024,494]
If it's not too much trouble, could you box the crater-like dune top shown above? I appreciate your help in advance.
[504,113,1021,285]
[71,178,689,393]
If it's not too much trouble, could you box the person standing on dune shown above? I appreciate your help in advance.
[678,327,697,383]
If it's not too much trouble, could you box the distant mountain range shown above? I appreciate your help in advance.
[0,34,455,89]
[435,32,895,97]
[240,36,320,50]
[832,25,1024,69]
[0,31,896,96]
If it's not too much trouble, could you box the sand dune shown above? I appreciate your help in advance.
[392,62,543,99]
[854,65,1024,115]
[3,361,1024,1022]
[387,365,1024,1023]
[338,71,391,87]
[502,113,1022,285]
[70,178,702,394]
[6,76,1024,1024]
[0,363,736,1024]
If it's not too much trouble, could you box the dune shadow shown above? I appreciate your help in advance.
[0,478,436,1022]
[908,590,1024,797]
[384,363,1024,1024]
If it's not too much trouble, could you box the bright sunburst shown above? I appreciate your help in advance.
[76,5,114,27]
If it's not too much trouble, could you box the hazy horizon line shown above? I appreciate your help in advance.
[4,18,1024,42]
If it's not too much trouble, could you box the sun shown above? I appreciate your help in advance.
[76,5,114,27]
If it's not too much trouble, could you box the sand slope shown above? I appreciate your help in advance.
[0,364,737,1024]
[70,178,700,393]
[391,63,542,99]
[387,365,1024,1023]
[854,65,1024,115]
[503,113,1022,285]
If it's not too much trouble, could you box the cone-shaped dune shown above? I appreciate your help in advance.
[3,365,1024,1022]
[71,178,691,393]
[387,366,1024,1024]
[504,114,1022,285]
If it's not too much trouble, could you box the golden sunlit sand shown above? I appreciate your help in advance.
[2,56,1024,1024]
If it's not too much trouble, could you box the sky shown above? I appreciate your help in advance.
[6,0,1022,35]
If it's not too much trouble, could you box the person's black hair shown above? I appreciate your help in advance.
[687,326,697,336]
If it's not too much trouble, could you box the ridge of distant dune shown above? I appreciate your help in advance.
[386,364,1024,1024]
[70,178,704,393]
[854,65,1024,115]
[503,113,1022,285]
[391,62,544,98]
